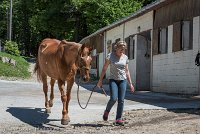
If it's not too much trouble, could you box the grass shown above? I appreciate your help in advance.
[0,52,31,79]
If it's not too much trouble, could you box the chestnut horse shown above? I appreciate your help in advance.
[34,38,92,125]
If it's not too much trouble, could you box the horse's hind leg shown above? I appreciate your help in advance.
[49,78,55,107]
[41,74,51,113]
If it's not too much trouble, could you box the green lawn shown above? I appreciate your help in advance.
[0,52,31,79]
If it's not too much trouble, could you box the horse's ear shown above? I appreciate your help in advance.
[80,43,86,50]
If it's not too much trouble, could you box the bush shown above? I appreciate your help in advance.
[4,41,20,56]
[0,52,31,79]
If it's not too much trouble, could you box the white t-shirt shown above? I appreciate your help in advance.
[106,53,129,80]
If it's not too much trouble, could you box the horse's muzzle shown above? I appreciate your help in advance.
[82,76,90,82]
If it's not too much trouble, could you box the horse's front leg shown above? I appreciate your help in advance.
[49,78,55,107]
[58,79,69,125]
[65,77,75,121]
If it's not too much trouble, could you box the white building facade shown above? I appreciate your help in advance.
[80,0,200,94]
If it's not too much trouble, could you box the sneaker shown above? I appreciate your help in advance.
[114,120,125,126]
[103,111,109,121]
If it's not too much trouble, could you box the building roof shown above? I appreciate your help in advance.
[79,0,175,44]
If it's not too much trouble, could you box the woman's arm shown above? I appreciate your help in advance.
[97,59,110,87]
[125,64,135,92]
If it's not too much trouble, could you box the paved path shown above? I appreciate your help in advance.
[0,80,200,128]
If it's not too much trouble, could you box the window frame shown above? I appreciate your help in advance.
[125,36,135,60]
[181,20,193,51]
[158,27,168,54]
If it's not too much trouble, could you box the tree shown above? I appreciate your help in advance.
[72,0,142,36]
[0,0,151,56]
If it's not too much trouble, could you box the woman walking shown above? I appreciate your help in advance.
[97,40,135,126]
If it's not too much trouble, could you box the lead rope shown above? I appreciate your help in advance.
[77,79,107,109]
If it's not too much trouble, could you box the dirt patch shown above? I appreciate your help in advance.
[1,109,200,134]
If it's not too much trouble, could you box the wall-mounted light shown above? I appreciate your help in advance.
[137,26,141,33]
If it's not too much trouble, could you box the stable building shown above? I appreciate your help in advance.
[80,0,200,95]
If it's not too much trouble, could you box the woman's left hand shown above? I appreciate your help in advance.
[129,84,135,93]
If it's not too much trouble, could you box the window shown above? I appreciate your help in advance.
[158,27,168,54]
[182,20,193,50]
[125,37,129,56]
[153,29,159,55]
[153,28,168,55]
[125,36,135,60]
[173,20,193,52]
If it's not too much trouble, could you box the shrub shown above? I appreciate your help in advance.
[0,52,31,79]
[4,41,20,56]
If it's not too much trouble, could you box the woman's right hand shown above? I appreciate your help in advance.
[130,84,135,93]
[97,80,102,88]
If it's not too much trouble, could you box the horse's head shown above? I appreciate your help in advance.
[78,44,92,82]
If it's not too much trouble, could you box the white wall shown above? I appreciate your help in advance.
[125,11,153,37]
[152,16,200,94]
[106,25,124,43]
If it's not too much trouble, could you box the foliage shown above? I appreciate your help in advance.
[72,0,142,34]
[0,52,30,78]
[4,40,20,56]
[0,0,155,56]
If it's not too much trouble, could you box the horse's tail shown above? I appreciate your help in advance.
[34,58,42,82]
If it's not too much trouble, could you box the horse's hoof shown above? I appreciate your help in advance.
[61,119,70,125]
[49,100,53,107]
[46,108,51,113]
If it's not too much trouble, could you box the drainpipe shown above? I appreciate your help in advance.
[150,30,153,91]
[123,23,125,40]
[198,17,200,94]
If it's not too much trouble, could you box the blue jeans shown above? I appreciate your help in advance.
[105,79,127,120]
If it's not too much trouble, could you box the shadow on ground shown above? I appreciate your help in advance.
[6,107,112,130]
[6,107,62,129]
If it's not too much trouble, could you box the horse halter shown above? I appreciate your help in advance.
[77,54,90,71]
[79,65,90,71]
[77,46,91,75]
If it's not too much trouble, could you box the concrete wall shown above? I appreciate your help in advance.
[152,16,200,94]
